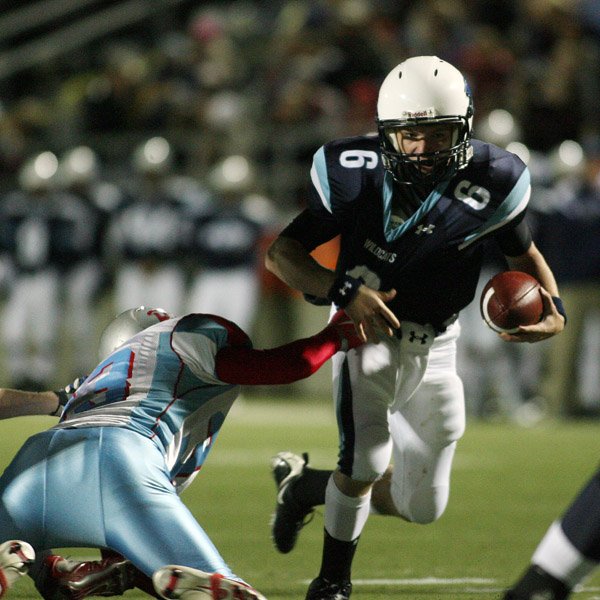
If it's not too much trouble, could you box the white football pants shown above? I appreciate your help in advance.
[331,320,465,524]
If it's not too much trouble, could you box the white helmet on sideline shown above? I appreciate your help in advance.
[98,306,172,360]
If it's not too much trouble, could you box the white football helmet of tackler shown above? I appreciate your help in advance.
[98,306,172,360]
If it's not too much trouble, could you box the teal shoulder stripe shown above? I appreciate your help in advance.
[310,146,332,213]
[458,168,531,250]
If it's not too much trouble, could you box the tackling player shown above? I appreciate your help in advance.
[264,55,566,600]
[0,306,362,600]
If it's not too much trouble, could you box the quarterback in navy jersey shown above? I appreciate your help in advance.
[266,56,565,600]
[288,134,532,331]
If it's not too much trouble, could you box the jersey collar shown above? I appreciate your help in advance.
[382,171,450,242]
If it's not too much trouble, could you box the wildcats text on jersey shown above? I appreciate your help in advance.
[364,238,397,263]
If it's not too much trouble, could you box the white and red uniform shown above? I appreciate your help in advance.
[0,313,355,581]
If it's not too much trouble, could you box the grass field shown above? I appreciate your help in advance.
[1,397,599,600]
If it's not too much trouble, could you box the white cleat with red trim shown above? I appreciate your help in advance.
[152,565,266,600]
[0,540,35,598]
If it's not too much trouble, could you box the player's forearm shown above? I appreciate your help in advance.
[506,242,560,296]
[266,236,335,298]
[0,388,60,419]
[215,328,342,385]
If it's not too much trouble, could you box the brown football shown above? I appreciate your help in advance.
[480,271,544,333]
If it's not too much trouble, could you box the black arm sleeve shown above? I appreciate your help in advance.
[279,209,340,252]
[494,213,533,257]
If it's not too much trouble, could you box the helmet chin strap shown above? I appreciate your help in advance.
[384,154,451,190]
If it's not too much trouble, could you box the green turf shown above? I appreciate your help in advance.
[1,399,599,599]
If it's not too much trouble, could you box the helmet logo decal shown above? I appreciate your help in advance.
[402,108,435,119]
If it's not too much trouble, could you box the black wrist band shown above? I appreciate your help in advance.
[50,390,69,416]
[552,296,567,325]
[327,274,363,309]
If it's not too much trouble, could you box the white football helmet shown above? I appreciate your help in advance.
[98,306,172,360]
[59,145,100,187]
[18,151,59,193]
[132,136,172,176]
[376,56,474,186]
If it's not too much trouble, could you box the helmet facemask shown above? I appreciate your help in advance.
[377,116,472,187]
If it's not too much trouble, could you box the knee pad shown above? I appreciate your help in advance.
[390,480,450,524]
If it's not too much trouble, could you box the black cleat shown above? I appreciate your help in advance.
[305,577,352,600]
[270,451,314,553]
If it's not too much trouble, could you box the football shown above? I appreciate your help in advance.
[480,271,544,333]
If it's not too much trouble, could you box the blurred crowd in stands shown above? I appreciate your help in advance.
[0,0,598,421]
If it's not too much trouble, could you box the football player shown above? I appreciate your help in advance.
[0,152,88,391]
[504,466,600,600]
[265,56,566,600]
[104,137,208,315]
[0,306,362,600]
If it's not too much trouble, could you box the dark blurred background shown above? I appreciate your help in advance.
[0,0,598,423]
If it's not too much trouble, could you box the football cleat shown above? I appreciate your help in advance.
[0,540,35,598]
[152,565,266,600]
[36,554,136,600]
[270,451,314,554]
[305,577,352,600]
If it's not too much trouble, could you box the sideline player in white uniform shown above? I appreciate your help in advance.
[185,155,266,333]
[0,307,362,600]
[265,56,566,600]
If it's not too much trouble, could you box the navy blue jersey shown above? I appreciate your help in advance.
[190,206,263,270]
[106,194,195,263]
[282,135,531,329]
[0,190,95,273]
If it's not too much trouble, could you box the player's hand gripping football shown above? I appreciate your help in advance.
[344,285,400,343]
[499,287,565,343]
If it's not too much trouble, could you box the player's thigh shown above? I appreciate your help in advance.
[99,429,234,578]
[0,429,107,549]
[2,277,32,341]
[387,335,465,521]
[106,490,235,578]
[332,344,396,481]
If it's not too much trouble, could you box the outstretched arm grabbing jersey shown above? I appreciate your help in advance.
[0,310,360,422]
